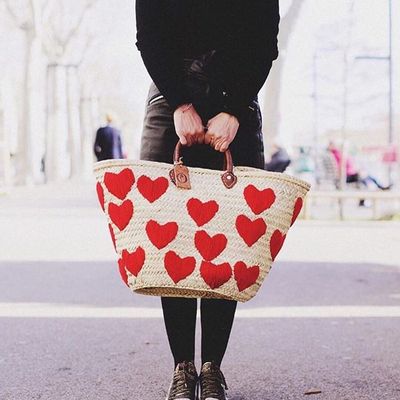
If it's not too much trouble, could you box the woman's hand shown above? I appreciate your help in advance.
[205,112,239,152]
[173,103,205,146]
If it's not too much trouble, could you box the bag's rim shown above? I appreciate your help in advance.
[93,159,311,191]
[133,286,244,302]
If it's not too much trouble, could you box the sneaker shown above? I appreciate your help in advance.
[199,362,228,400]
[166,361,198,400]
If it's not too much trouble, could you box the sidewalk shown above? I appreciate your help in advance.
[0,179,399,266]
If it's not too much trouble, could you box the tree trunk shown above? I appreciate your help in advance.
[66,65,82,177]
[16,28,36,185]
[79,93,99,179]
[0,102,12,187]
[45,64,70,181]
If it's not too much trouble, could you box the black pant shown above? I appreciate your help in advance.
[140,66,266,367]
[161,297,237,367]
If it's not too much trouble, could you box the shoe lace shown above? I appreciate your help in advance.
[169,364,196,398]
[200,366,228,399]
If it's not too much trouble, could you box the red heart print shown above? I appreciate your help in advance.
[122,247,145,277]
[200,260,232,289]
[146,220,178,249]
[236,215,267,247]
[194,230,227,261]
[108,223,117,251]
[137,175,169,203]
[96,182,105,211]
[164,251,196,284]
[270,229,286,261]
[290,197,303,226]
[118,258,129,286]
[244,184,276,215]
[104,168,135,200]
[233,261,260,292]
[108,200,133,231]
[187,198,219,227]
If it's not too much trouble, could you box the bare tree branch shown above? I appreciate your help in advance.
[3,0,23,28]
[40,0,51,18]
[76,33,95,67]
[49,18,66,52]
[62,0,97,53]
[28,0,37,32]
[41,0,98,61]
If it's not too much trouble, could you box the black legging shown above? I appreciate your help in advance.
[161,297,237,367]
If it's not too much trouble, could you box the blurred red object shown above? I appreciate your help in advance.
[382,146,397,164]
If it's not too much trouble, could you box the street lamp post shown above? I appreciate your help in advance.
[388,0,393,147]
[354,0,394,184]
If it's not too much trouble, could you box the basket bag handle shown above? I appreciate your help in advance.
[169,141,237,189]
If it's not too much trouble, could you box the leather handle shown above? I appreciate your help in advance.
[172,141,237,189]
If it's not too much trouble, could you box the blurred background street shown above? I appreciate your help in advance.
[1,0,400,399]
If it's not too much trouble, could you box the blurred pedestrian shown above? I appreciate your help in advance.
[265,142,291,173]
[136,1,280,399]
[328,141,390,190]
[295,147,314,174]
[93,113,124,161]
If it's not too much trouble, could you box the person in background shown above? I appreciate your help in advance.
[265,142,291,173]
[328,141,391,206]
[328,141,390,190]
[94,113,124,161]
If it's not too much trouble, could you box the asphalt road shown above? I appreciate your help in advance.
[1,259,400,400]
[1,181,400,400]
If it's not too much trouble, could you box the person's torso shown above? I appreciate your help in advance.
[100,125,122,158]
[164,0,243,57]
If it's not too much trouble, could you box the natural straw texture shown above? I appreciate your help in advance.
[94,158,310,302]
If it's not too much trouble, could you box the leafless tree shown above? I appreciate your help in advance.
[1,0,48,184]
[2,0,98,183]
[40,0,97,180]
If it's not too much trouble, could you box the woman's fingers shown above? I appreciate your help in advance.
[205,112,239,152]
[173,104,205,146]
[204,132,213,145]
[179,135,188,145]
[205,132,224,151]
[219,142,229,152]
[196,132,205,144]
[185,133,195,147]
[174,107,239,151]
[214,138,228,152]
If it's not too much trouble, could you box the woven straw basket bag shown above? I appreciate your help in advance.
[94,142,310,302]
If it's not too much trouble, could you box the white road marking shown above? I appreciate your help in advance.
[1,303,400,319]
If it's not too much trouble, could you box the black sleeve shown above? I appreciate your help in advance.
[135,0,190,110]
[210,0,280,120]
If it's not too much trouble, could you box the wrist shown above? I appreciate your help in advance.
[175,103,193,114]
[220,111,239,123]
